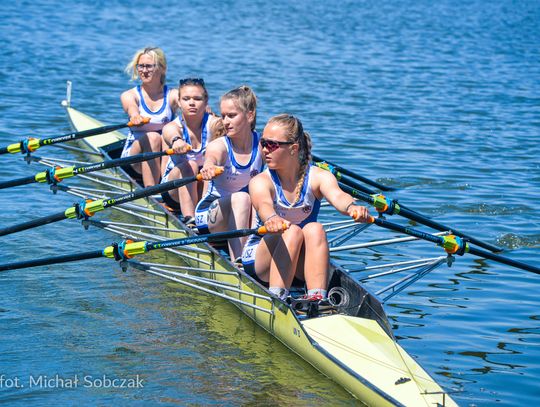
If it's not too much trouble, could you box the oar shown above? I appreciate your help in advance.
[340,183,503,253]
[0,225,284,272]
[0,118,150,155]
[0,148,188,190]
[312,154,395,192]
[0,168,223,237]
[356,213,540,275]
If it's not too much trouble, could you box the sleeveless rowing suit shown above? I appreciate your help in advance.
[241,164,321,275]
[194,131,264,234]
[161,112,212,182]
[121,85,175,158]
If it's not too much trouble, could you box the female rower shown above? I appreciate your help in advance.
[195,85,264,261]
[241,114,371,300]
[120,47,178,187]
[161,78,224,220]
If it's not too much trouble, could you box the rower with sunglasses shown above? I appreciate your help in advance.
[120,47,179,187]
[241,114,371,301]
[195,85,264,262]
[161,78,224,221]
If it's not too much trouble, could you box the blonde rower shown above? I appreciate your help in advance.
[195,86,264,261]
[241,114,370,300]
[120,47,178,186]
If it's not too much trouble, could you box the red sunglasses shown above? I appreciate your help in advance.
[259,138,294,153]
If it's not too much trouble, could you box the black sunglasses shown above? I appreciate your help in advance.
[179,78,205,87]
[260,138,295,152]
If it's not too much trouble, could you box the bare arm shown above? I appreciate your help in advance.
[314,167,371,222]
[208,116,225,141]
[249,173,290,232]
[168,88,179,112]
[199,139,226,180]
[120,89,145,126]
[162,120,190,154]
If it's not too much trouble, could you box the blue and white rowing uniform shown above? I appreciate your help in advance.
[241,164,321,275]
[121,85,175,158]
[161,112,212,182]
[195,131,264,234]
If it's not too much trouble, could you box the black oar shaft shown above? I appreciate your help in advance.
[312,154,394,191]
[74,149,172,176]
[0,175,37,189]
[146,227,261,251]
[468,246,540,275]
[0,119,147,155]
[371,216,540,274]
[0,173,202,237]
[102,175,199,209]
[340,183,502,253]
[0,250,104,272]
[0,211,67,237]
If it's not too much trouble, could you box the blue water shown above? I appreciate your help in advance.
[1,0,539,405]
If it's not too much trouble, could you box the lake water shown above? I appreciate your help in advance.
[0,1,539,405]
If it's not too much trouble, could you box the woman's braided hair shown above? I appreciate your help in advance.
[267,114,312,204]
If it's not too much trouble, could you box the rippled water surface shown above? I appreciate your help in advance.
[0,1,539,406]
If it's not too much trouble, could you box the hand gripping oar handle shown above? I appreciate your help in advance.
[0,224,288,272]
[358,214,540,275]
[340,183,502,253]
[312,154,395,192]
[0,118,150,155]
[0,167,222,237]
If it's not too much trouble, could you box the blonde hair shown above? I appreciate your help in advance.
[125,47,167,85]
[266,114,312,204]
[220,85,257,131]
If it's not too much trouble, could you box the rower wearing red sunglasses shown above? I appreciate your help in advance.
[242,114,371,301]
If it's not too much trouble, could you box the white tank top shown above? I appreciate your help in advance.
[131,85,175,135]
[261,164,320,227]
[206,131,264,198]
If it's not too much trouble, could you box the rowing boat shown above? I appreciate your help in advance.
[26,84,454,406]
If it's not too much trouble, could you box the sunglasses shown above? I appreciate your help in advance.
[136,64,157,71]
[260,138,295,153]
[179,78,205,87]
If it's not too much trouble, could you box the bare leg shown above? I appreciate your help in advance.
[206,192,252,260]
[166,160,198,217]
[254,225,303,288]
[296,222,329,291]
[133,132,162,186]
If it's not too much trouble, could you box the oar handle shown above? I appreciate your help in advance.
[126,117,151,127]
[256,223,289,235]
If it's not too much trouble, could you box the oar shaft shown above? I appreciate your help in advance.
[102,174,200,209]
[0,250,104,272]
[340,183,502,253]
[0,211,67,237]
[371,216,540,274]
[312,154,394,191]
[0,174,37,189]
[467,246,540,274]
[396,203,502,253]
[74,149,173,176]
[0,119,148,155]
[146,227,263,251]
